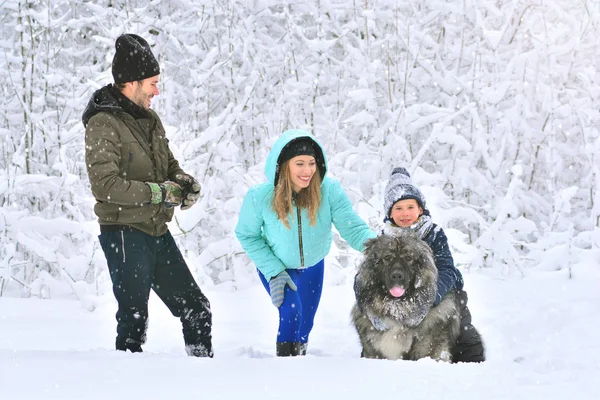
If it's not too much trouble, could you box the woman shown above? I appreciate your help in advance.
[235,129,376,356]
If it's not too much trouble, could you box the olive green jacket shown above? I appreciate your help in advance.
[83,85,185,236]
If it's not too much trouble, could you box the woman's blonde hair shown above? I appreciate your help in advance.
[272,160,322,228]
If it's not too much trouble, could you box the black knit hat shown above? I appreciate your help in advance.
[277,138,317,165]
[383,167,428,217]
[112,34,160,84]
[274,137,324,185]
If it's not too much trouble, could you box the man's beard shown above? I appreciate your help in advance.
[133,86,150,109]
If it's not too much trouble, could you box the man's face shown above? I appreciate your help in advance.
[131,75,160,109]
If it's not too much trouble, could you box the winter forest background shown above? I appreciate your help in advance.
[0,0,599,301]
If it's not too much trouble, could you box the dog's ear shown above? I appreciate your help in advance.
[363,236,388,265]
[363,237,378,254]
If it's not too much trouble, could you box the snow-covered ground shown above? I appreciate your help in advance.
[1,271,599,400]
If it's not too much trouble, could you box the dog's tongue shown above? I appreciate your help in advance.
[389,286,405,297]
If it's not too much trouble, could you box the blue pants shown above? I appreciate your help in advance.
[98,229,212,354]
[258,260,324,344]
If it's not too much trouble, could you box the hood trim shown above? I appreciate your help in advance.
[264,130,328,186]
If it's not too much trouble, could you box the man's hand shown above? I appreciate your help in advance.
[175,173,201,210]
[160,181,183,207]
[147,181,183,207]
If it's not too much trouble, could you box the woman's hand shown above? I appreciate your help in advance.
[269,271,297,307]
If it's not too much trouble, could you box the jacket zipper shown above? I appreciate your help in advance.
[297,206,304,267]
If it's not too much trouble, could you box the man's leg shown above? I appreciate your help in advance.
[152,231,213,357]
[453,290,486,363]
[98,230,154,352]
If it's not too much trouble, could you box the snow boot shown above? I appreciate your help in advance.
[298,342,308,356]
[116,337,143,353]
[185,343,214,358]
[276,342,302,357]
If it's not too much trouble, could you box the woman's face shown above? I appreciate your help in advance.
[390,199,423,227]
[288,155,316,192]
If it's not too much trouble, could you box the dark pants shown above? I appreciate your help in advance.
[98,228,212,356]
[453,290,485,363]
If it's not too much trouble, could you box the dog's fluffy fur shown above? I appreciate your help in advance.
[351,233,460,361]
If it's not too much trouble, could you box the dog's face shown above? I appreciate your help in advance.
[381,256,412,298]
[362,234,436,300]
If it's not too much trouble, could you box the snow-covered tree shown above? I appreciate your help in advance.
[0,0,598,298]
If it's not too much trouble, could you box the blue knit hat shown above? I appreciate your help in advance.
[383,167,428,217]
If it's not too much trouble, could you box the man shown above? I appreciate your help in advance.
[82,33,212,357]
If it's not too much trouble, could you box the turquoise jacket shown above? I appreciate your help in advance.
[235,129,376,281]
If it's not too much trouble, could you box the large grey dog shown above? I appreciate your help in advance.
[351,233,460,361]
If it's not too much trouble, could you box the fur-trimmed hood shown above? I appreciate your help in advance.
[82,84,152,128]
[264,129,328,186]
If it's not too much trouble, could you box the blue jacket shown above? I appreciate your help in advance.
[235,130,376,281]
[422,224,464,304]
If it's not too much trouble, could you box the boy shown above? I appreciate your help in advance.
[366,167,485,362]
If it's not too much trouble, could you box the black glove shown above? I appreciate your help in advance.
[175,173,201,210]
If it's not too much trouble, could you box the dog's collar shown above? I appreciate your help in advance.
[367,312,389,331]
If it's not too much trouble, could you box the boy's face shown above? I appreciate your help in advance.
[390,199,423,227]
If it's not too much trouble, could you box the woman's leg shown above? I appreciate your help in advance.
[295,260,324,346]
[257,260,324,355]
[258,270,302,344]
